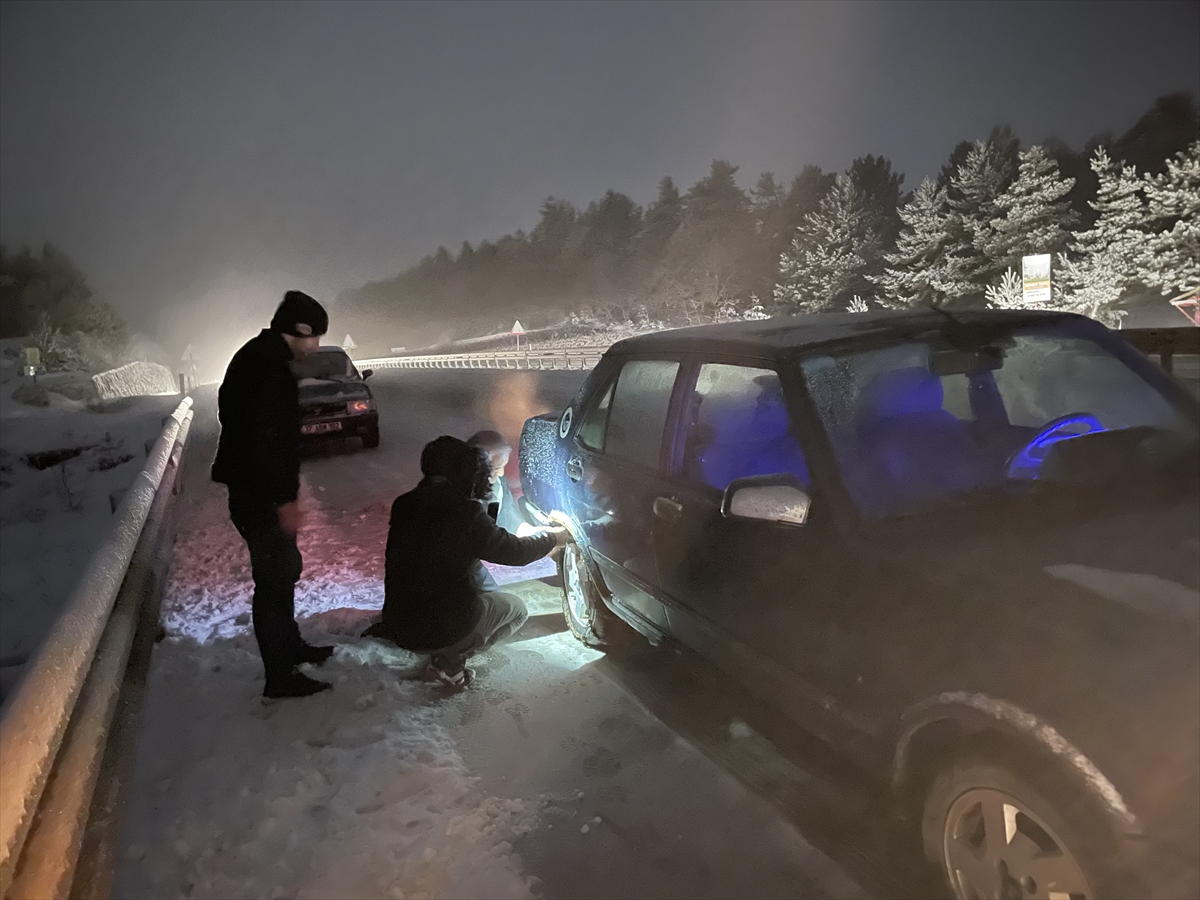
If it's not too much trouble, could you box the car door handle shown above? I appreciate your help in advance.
[653,496,682,524]
[566,457,584,482]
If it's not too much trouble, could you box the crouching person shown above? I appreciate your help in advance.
[366,436,566,688]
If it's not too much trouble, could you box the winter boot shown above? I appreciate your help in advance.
[294,643,335,666]
[427,653,475,691]
[264,669,332,699]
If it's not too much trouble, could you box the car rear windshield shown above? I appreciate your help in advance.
[293,351,358,381]
[800,320,1198,519]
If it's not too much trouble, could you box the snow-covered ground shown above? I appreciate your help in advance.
[114,392,868,899]
[0,340,181,701]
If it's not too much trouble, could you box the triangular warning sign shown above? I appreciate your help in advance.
[510,320,526,336]
[182,343,198,362]
[342,334,357,350]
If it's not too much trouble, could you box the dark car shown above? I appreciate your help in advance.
[519,309,1200,900]
[292,345,380,448]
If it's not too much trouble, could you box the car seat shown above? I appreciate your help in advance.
[699,397,810,490]
[854,367,983,514]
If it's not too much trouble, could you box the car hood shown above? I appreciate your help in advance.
[298,379,369,403]
[871,493,1199,842]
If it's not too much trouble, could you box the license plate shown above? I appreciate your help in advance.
[301,422,342,435]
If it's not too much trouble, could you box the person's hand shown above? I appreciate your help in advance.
[278,501,304,536]
[549,527,570,548]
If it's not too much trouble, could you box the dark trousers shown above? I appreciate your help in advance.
[228,494,305,679]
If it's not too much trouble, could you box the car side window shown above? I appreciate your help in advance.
[576,380,614,451]
[599,360,680,469]
[680,364,810,491]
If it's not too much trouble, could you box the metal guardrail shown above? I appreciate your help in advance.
[356,345,610,372]
[1120,327,1200,374]
[0,397,195,900]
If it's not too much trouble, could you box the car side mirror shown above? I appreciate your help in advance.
[361,369,373,380]
[721,474,810,526]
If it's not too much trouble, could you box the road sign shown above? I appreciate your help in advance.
[342,334,357,350]
[182,343,198,363]
[510,320,526,336]
[1022,254,1052,305]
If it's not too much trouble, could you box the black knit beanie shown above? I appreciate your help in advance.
[270,290,329,337]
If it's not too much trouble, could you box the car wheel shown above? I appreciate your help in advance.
[922,755,1125,900]
[559,541,629,649]
[362,426,380,449]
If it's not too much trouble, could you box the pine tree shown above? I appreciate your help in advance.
[846,295,870,313]
[774,175,881,313]
[940,140,1017,299]
[636,177,682,259]
[984,267,1025,310]
[873,179,956,308]
[980,145,1077,272]
[1057,147,1146,325]
[1138,140,1200,295]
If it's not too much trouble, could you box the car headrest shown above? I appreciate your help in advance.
[860,367,944,421]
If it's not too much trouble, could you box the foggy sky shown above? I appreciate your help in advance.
[2,0,1198,360]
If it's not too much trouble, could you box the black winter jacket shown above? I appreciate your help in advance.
[211,329,301,507]
[380,476,555,652]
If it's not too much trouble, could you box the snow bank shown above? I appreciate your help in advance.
[0,342,179,698]
[93,360,179,400]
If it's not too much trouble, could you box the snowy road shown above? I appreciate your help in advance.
[113,371,942,900]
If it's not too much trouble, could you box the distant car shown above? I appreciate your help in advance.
[292,345,379,449]
[519,309,1200,900]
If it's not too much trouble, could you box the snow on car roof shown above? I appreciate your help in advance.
[610,308,1075,357]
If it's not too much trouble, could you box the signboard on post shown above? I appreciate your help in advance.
[1022,254,1052,305]
[511,320,526,352]
[181,344,199,392]
[342,334,357,352]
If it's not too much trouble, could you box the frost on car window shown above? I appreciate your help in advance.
[993,335,1177,430]
[682,364,810,490]
[605,360,679,469]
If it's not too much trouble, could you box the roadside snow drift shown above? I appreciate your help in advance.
[93,361,179,400]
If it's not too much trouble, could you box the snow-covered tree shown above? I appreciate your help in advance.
[742,294,770,320]
[774,175,882,313]
[984,267,1025,309]
[939,140,1017,299]
[979,145,1077,271]
[1138,140,1200,296]
[1056,148,1145,325]
[846,295,870,313]
[873,179,957,308]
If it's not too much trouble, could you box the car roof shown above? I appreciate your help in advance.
[608,308,1079,358]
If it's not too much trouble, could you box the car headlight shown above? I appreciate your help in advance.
[347,399,373,413]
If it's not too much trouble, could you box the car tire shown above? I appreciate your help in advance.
[922,753,1131,900]
[559,541,631,649]
[362,426,380,449]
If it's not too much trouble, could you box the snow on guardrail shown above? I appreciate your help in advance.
[356,345,611,372]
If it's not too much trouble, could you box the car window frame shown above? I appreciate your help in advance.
[574,353,688,475]
[663,352,810,497]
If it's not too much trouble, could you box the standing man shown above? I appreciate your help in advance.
[212,291,334,699]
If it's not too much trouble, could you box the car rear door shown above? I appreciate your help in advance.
[566,355,683,636]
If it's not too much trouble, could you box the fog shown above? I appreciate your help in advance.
[2,0,1198,372]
